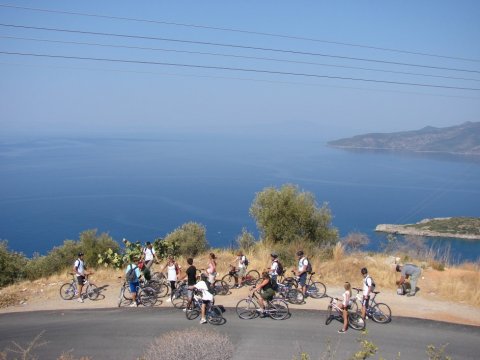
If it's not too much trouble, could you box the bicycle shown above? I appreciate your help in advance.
[151,272,171,297]
[276,280,304,305]
[59,273,99,301]
[222,265,260,289]
[284,271,327,299]
[171,280,189,308]
[185,289,226,325]
[325,295,365,331]
[118,279,157,307]
[351,287,392,323]
[236,291,289,320]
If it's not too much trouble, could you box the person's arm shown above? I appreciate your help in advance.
[365,278,372,298]
[73,261,78,275]
[251,278,268,293]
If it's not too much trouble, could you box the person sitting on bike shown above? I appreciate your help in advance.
[293,250,309,297]
[337,282,352,333]
[192,273,214,324]
[73,252,90,303]
[233,251,247,288]
[361,267,374,319]
[250,271,275,318]
[125,256,142,307]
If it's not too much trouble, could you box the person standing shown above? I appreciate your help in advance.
[293,250,309,296]
[73,252,89,303]
[338,282,352,333]
[396,264,422,297]
[268,253,280,283]
[233,251,247,288]
[142,242,159,270]
[207,253,217,284]
[162,256,179,302]
[125,257,142,307]
[360,267,375,319]
[183,258,197,312]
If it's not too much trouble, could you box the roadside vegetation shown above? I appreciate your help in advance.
[1,184,479,309]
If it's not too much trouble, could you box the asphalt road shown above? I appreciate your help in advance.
[0,308,478,360]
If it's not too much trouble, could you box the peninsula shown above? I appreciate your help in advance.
[328,121,480,155]
[375,217,480,240]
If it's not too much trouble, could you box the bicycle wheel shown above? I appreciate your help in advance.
[286,288,304,305]
[123,285,133,301]
[59,283,76,300]
[348,312,366,330]
[172,289,187,309]
[349,300,359,314]
[213,280,229,295]
[245,270,260,285]
[118,286,125,307]
[207,305,225,325]
[186,305,201,320]
[325,305,334,325]
[307,281,326,299]
[269,299,289,320]
[139,287,157,307]
[86,284,99,300]
[221,274,235,289]
[370,303,392,323]
[148,280,167,298]
[236,299,257,319]
[282,277,298,289]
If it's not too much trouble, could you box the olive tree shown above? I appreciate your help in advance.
[249,184,338,246]
[164,222,208,257]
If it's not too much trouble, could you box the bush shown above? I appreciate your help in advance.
[163,222,208,257]
[341,232,370,252]
[0,241,28,288]
[142,327,234,360]
[236,228,257,252]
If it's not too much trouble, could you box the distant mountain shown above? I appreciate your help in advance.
[328,122,480,155]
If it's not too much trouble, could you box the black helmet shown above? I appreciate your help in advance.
[361,267,368,275]
[270,252,278,258]
[200,273,208,282]
[296,250,304,257]
[78,252,84,257]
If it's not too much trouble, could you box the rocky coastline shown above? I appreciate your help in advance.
[375,223,480,240]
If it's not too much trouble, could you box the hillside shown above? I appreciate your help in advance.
[376,217,480,240]
[328,122,480,155]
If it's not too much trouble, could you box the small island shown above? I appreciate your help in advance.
[375,217,480,240]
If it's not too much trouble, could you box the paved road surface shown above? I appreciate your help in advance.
[0,308,478,359]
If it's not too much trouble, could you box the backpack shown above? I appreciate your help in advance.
[243,256,249,267]
[276,260,284,276]
[126,265,138,282]
[205,280,215,295]
[365,275,376,291]
[302,258,312,273]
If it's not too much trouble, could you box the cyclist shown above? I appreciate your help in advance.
[125,257,142,307]
[192,273,214,324]
[360,267,375,319]
[268,252,280,283]
[396,263,421,297]
[183,257,197,312]
[293,250,309,296]
[206,253,217,284]
[337,282,352,333]
[250,271,275,317]
[141,241,159,270]
[73,252,90,303]
[161,256,180,302]
[233,251,247,288]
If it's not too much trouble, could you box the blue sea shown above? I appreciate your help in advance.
[1,135,479,262]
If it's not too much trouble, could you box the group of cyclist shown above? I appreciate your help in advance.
[72,242,420,329]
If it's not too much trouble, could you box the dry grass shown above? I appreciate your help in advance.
[142,327,234,360]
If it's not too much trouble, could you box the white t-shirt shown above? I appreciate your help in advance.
[363,275,373,296]
[74,259,85,276]
[298,257,308,272]
[238,255,246,269]
[144,247,155,261]
[270,260,279,276]
[167,264,177,281]
[342,290,352,307]
[194,281,214,301]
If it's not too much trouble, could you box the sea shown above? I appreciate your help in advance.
[1,135,479,262]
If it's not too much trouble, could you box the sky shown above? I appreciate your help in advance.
[0,0,479,141]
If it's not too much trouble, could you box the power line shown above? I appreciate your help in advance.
[1,23,480,75]
[2,35,479,83]
[1,50,480,91]
[0,2,478,63]
[3,60,479,100]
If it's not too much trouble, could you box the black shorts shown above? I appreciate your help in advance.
[77,275,85,285]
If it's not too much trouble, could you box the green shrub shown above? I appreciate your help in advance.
[236,228,257,252]
[163,222,208,257]
[0,241,28,288]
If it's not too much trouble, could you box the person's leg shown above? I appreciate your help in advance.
[408,271,421,295]
[341,307,348,332]
[77,276,84,302]
[200,302,207,323]
[145,260,153,270]
[170,281,176,301]
[185,288,193,310]
[298,274,307,296]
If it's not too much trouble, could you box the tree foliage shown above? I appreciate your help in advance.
[249,184,338,246]
[235,228,257,252]
[0,241,28,288]
[164,222,208,257]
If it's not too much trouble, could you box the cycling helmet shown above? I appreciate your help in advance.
[270,252,278,258]
[78,252,84,257]
[296,250,304,257]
